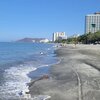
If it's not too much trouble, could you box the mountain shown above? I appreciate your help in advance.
[16,38,47,43]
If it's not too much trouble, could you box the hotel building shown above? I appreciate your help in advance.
[85,12,100,33]
[53,32,67,42]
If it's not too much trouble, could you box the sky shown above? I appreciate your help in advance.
[0,0,100,41]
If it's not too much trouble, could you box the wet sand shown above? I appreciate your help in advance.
[29,44,100,100]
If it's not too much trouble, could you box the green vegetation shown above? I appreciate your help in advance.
[55,39,67,43]
[67,37,78,44]
[54,31,100,44]
[67,31,100,44]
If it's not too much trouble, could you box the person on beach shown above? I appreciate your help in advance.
[18,91,24,99]
[18,91,23,96]
[40,52,43,55]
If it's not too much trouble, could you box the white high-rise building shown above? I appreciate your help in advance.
[53,32,67,42]
[85,12,100,33]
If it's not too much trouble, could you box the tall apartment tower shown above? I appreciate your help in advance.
[53,32,67,42]
[85,12,100,33]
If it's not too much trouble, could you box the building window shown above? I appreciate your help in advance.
[91,24,96,28]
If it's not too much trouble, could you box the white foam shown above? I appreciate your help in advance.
[0,64,36,99]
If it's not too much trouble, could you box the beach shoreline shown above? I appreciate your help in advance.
[29,44,100,100]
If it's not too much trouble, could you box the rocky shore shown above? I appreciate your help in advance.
[29,44,100,100]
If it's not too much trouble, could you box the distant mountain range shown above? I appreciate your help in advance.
[16,38,48,43]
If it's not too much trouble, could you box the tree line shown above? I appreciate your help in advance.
[77,31,100,44]
[55,31,100,44]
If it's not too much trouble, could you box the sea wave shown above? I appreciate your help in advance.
[0,64,36,99]
[0,43,58,99]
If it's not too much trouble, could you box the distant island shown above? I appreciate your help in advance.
[16,38,49,43]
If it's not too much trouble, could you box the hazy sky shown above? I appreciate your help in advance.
[0,0,100,41]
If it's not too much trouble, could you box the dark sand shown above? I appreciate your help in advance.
[29,44,100,100]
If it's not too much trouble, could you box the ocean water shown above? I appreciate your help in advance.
[0,42,58,100]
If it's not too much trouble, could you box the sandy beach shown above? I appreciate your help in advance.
[29,44,100,100]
